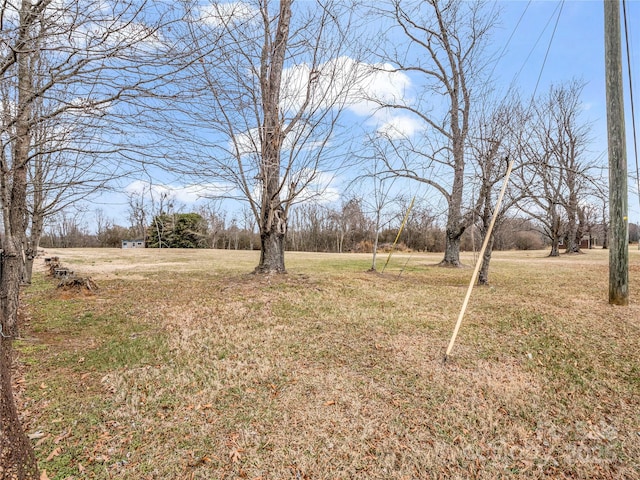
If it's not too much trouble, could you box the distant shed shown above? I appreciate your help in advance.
[121,240,145,249]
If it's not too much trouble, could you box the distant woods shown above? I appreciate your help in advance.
[39,197,637,252]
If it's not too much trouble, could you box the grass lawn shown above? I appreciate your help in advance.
[14,247,640,479]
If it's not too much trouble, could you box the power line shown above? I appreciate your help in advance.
[622,0,640,220]
[508,1,563,96]
[488,0,532,81]
[532,1,564,99]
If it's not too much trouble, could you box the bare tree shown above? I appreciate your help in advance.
[398,198,443,252]
[44,209,92,247]
[288,203,333,252]
[241,205,257,250]
[127,188,149,244]
[593,174,610,249]
[579,202,600,248]
[199,200,227,249]
[163,0,366,272]
[148,190,176,249]
[370,0,497,267]
[354,137,400,271]
[95,208,130,247]
[468,98,527,284]
[328,197,371,254]
[24,104,122,282]
[516,81,595,257]
[0,2,43,474]
[0,1,172,475]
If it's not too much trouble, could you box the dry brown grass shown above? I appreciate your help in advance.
[15,247,640,479]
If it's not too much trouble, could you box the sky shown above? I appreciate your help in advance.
[493,0,639,221]
[85,0,640,232]
[495,1,608,136]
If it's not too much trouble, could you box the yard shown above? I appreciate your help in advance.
[14,248,640,479]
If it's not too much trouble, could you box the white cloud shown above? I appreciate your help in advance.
[280,57,422,138]
[125,180,236,205]
[25,1,167,54]
[106,21,164,51]
[375,113,424,140]
[233,127,261,157]
[290,169,341,204]
[348,62,413,115]
[243,168,340,207]
[281,58,411,115]
[232,121,327,157]
[69,97,112,117]
[232,57,423,156]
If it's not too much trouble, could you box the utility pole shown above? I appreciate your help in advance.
[604,0,629,305]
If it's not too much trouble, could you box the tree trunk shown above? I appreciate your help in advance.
[255,228,286,274]
[548,210,562,257]
[0,1,40,475]
[23,228,38,286]
[23,213,44,284]
[477,233,495,285]
[23,257,35,286]
[574,207,587,252]
[565,208,581,254]
[441,225,464,267]
[255,202,288,273]
[565,223,578,253]
[1,340,38,480]
[440,142,466,267]
[370,228,380,271]
[254,0,291,274]
[1,250,22,343]
[565,236,580,254]
[1,250,39,479]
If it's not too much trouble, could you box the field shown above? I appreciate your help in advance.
[14,247,640,479]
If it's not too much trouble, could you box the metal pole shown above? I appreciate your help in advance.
[445,158,514,359]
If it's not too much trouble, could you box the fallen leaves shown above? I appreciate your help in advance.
[229,448,244,464]
[187,455,213,467]
[53,429,70,444]
[45,447,62,462]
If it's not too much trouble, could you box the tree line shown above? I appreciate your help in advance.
[39,196,638,256]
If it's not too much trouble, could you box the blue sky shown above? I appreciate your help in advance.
[495,1,608,135]
[87,0,640,231]
[494,0,639,222]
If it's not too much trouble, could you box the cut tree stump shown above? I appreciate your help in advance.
[54,268,74,279]
[57,275,98,292]
[45,256,98,293]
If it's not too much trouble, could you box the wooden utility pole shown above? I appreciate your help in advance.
[604,0,629,305]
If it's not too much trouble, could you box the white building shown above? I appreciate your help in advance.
[121,240,145,249]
